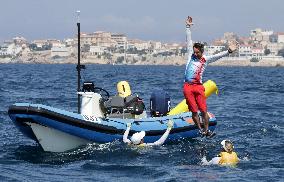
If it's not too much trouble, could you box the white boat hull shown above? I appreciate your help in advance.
[27,122,90,152]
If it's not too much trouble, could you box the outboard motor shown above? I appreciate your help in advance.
[78,81,104,118]
[150,90,171,117]
[125,95,145,115]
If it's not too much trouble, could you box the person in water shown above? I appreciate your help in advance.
[123,120,173,146]
[184,16,238,137]
[202,140,239,165]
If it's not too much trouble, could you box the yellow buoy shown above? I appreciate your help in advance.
[117,81,132,98]
[168,80,218,115]
[203,80,218,97]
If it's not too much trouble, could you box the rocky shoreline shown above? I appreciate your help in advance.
[210,59,284,67]
[1,55,284,67]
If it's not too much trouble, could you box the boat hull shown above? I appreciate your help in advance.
[8,103,217,152]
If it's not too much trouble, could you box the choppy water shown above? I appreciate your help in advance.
[0,64,283,181]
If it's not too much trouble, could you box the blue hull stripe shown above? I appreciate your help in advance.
[8,103,217,143]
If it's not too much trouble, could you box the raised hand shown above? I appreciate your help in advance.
[228,40,239,53]
[186,16,194,26]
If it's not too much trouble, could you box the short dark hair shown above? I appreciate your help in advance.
[193,43,204,53]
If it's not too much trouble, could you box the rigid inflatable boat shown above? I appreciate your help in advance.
[8,102,216,152]
[7,13,218,152]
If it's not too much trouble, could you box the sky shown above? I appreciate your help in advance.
[0,0,283,44]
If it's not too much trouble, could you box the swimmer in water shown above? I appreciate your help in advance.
[202,140,239,166]
[123,120,173,146]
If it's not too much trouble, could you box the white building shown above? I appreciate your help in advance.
[126,41,135,50]
[0,43,22,56]
[251,48,264,59]
[250,28,273,43]
[64,38,76,47]
[47,39,63,48]
[51,46,71,57]
[267,42,284,55]
[80,33,96,45]
[128,39,150,50]
[204,45,226,56]
[150,41,162,50]
[239,45,252,58]
[278,33,284,43]
[95,31,114,47]
[13,36,28,46]
[111,33,127,48]
[89,45,104,56]
[261,30,274,42]
[80,31,114,47]
[32,40,49,48]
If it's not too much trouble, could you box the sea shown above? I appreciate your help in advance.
[0,64,283,181]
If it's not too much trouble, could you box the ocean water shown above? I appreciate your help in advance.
[0,64,283,181]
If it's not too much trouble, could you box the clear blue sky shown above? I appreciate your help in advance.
[0,0,283,43]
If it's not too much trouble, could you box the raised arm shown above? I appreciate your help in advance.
[206,50,229,64]
[186,16,194,59]
[206,40,239,64]
[145,120,173,146]
[123,123,132,144]
[202,156,221,165]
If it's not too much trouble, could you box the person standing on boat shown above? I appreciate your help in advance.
[123,120,173,146]
[184,16,238,137]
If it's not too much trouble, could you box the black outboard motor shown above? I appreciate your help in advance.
[150,90,171,117]
[105,95,145,115]
[125,95,145,115]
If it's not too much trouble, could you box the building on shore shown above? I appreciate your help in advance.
[111,33,127,48]
[51,46,71,57]
[250,28,273,47]
[267,42,284,56]
[13,36,28,46]
[0,42,22,56]
[32,40,49,48]
[251,47,265,59]
[239,44,252,58]
[89,45,104,56]
[277,32,284,43]
[204,45,226,56]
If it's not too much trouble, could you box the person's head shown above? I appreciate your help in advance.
[130,131,146,145]
[193,42,204,59]
[221,140,234,153]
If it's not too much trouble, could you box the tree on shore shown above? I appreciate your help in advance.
[102,52,112,60]
[278,49,284,57]
[264,49,271,55]
[29,43,51,51]
[127,47,138,54]
[180,47,187,56]
[82,44,90,52]
[250,57,259,62]
[116,56,124,64]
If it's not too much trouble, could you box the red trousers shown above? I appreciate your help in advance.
[183,83,207,112]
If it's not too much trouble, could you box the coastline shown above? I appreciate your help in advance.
[1,56,284,67]
[210,58,284,67]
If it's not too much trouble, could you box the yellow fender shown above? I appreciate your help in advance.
[168,80,218,115]
[117,81,132,98]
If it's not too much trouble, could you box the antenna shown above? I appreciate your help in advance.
[76,10,85,113]
[76,10,80,23]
